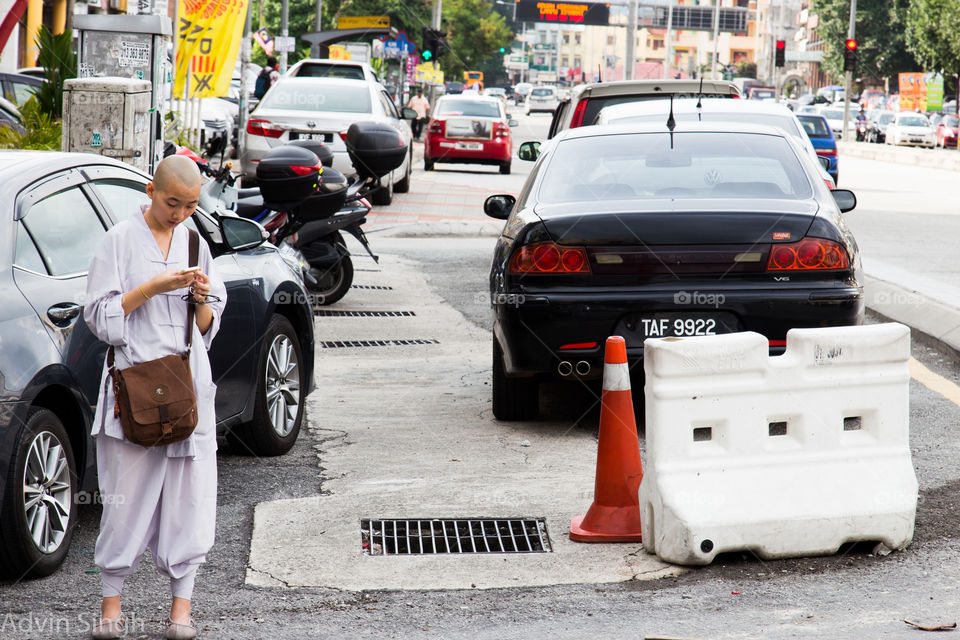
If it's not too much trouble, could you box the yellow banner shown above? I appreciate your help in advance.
[328,45,351,60]
[336,15,390,29]
[415,63,444,85]
[175,0,249,98]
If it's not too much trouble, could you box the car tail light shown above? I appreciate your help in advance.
[428,120,444,135]
[509,242,591,274]
[246,119,283,138]
[560,342,598,350]
[824,179,836,190]
[338,131,348,142]
[766,238,849,271]
[569,99,589,128]
[817,148,837,156]
[289,163,321,175]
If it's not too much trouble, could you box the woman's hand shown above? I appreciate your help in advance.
[145,270,202,297]
[189,271,211,303]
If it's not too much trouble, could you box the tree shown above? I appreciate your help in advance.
[814,0,917,83]
[440,0,514,80]
[34,26,76,119]
[905,0,960,109]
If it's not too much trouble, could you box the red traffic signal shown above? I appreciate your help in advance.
[845,38,857,51]
[775,40,786,67]
[776,40,786,50]
[843,38,857,72]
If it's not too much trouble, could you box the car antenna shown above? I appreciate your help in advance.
[696,76,704,120]
[666,94,676,148]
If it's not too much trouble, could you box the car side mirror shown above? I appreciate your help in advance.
[518,141,540,161]
[402,107,419,119]
[508,119,519,127]
[831,189,857,213]
[818,156,831,171]
[220,215,268,250]
[484,194,516,220]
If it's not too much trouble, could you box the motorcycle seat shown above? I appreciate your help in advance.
[236,195,266,220]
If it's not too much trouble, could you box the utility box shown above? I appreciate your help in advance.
[73,14,172,173]
[62,78,152,173]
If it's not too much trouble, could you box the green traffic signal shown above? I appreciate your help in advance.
[423,50,433,60]
[499,47,506,53]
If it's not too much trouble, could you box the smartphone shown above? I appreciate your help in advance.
[179,266,202,275]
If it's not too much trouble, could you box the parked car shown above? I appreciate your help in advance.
[445,81,464,95]
[595,99,838,189]
[746,86,776,100]
[817,106,845,138]
[240,76,416,205]
[0,95,24,134]
[285,58,379,83]
[484,121,862,420]
[513,82,532,105]
[936,115,959,148]
[546,79,740,139]
[0,151,317,579]
[525,86,559,114]
[866,110,895,143]
[797,114,840,184]
[482,87,507,104]
[0,72,42,107]
[885,112,936,148]
[424,95,517,174]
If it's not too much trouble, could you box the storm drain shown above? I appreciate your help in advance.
[360,518,552,555]
[321,339,440,348]
[313,310,416,318]
[351,285,393,291]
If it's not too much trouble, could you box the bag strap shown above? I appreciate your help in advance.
[185,229,199,352]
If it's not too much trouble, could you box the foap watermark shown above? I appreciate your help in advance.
[674,291,725,308]
[475,292,527,308]
[273,290,333,307]
[0,612,146,636]
[75,491,126,506]
[872,289,925,309]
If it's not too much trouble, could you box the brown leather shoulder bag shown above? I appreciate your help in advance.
[108,229,200,447]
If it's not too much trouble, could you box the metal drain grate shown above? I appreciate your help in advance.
[314,310,416,318]
[321,339,440,348]
[361,518,552,555]
[351,285,393,290]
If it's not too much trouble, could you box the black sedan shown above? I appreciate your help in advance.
[0,152,316,579]
[485,122,863,420]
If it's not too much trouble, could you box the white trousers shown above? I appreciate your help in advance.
[94,434,217,600]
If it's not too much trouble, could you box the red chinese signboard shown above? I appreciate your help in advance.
[515,1,610,26]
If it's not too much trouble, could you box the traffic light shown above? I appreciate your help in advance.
[844,38,858,73]
[775,40,785,67]
[421,27,448,61]
[499,47,506,53]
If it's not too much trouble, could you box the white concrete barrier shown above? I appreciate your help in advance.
[639,323,918,566]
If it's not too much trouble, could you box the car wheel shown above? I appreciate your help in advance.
[492,340,539,421]
[0,408,77,579]
[371,173,393,206]
[305,234,354,306]
[424,158,435,171]
[227,314,305,456]
[394,148,412,193]
[499,161,511,175]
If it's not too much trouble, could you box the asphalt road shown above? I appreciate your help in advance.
[4,113,960,639]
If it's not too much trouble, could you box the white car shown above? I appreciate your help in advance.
[525,86,559,114]
[817,106,845,138]
[284,58,379,83]
[885,112,936,148]
[596,99,838,188]
[240,76,414,205]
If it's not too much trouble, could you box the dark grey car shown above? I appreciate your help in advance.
[0,152,316,580]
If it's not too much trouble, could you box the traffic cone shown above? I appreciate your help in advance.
[570,335,644,542]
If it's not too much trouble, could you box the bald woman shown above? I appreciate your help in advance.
[84,155,227,640]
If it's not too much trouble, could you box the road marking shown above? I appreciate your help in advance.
[910,357,960,407]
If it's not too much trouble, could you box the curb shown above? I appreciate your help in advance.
[864,274,960,357]
[838,140,960,173]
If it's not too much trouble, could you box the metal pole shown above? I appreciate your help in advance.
[238,0,253,169]
[663,3,673,79]
[626,0,637,80]
[841,0,856,141]
[312,0,322,57]
[521,20,526,84]
[430,0,442,104]
[711,0,721,80]
[280,0,289,73]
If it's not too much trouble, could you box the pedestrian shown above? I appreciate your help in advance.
[84,155,227,640]
[254,56,280,99]
[408,88,430,140]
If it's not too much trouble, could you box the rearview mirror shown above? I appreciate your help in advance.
[818,156,831,171]
[220,215,268,251]
[508,119,519,128]
[402,107,419,120]
[518,141,540,161]
[831,189,857,213]
[484,194,516,220]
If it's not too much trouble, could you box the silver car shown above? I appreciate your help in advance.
[525,86,559,114]
[240,76,413,205]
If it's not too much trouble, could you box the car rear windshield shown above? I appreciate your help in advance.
[798,116,831,138]
[820,109,844,120]
[578,93,734,129]
[259,83,372,113]
[538,132,813,204]
[945,116,960,127]
[290,63,365,80]
[898,115,929,127]
[605,112,801,140]
[437,99,501,117]
[531,88,554,97]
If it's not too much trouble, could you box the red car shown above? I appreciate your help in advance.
[936,115,959,148]
[424,95,515,174]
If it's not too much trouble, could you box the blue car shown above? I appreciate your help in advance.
[797,114,839,185]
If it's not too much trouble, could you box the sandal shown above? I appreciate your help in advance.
[165,616,197,640]
[91,612,126,639]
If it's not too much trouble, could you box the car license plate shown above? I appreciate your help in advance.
[291,132,333,142]
[615,312,741,347]
[456,142,483,150]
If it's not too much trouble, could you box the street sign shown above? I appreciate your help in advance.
[785,50,823,62]
[274,36,295,53]
[337,15,389,29]
[515,1,610,26]
[533,43,555,50]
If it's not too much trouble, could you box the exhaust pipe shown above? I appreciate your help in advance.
[575,360,592,376]
[557,361,573,377]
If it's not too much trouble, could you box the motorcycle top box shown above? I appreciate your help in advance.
[346,121,408,180]
[300,167,349,220]
[289,139,334,168]
[256,146,321,208]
